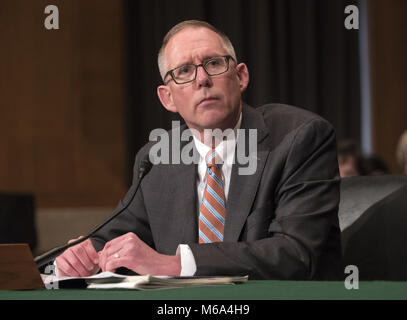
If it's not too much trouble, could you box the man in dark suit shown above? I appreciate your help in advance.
[55,20,342,280]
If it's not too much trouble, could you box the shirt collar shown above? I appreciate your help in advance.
[193,112,242,165]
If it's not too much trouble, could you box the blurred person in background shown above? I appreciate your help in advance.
[396,130,407,174]
[358,155,389,176]
[337,139,360,178]
[338,139,389,177]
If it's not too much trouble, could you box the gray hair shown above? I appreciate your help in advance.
[157,20,237,81]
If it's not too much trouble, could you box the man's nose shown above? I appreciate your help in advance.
[195,65,212,87]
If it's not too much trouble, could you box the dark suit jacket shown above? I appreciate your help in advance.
[91,103,343,280]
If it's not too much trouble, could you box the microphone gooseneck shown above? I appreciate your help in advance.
[34,154,153,269]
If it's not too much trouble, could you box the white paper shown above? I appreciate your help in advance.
[41,271,127,285]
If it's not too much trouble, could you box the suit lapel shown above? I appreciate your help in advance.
[166,161,198,243]
[224,104,271,241]
[165,128,199,244]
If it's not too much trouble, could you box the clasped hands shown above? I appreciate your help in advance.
[55,232,181,277]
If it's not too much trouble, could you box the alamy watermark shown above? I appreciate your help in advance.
[44,5,59,30]
[149,121,258,175]
[344,5,359,30]
[344,265,359,290]
[44,5,359,31]
[43,264,59,289]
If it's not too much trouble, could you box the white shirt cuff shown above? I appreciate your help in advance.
[176,244,197,276]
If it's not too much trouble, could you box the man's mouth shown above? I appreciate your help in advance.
[197,96,220,107]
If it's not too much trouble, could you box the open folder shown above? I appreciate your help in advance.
[41,271,248,290]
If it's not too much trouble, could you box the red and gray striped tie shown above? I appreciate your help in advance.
[199,149,226,243]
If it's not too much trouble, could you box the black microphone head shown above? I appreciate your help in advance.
[138,154,153,179]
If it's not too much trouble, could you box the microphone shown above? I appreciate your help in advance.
[34,153,153,269]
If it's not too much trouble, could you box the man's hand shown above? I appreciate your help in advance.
[98,232,181,276]
[55,237,100,277]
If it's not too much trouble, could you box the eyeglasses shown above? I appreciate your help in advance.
[164,55,235,85]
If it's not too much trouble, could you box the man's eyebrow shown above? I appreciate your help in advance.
[173,55,221,68]
[174,60,193,68]
[202,55,219,61]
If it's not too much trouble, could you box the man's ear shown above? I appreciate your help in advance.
[236,63,250,93]
[157,85,178,113]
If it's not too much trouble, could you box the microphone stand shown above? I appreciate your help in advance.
[34,155,152,269]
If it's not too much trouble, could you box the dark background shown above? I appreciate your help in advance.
[124,0,361,183]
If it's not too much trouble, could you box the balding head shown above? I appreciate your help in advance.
[157,20,237,81]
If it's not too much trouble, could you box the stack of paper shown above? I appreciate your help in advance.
[42,271,248,290]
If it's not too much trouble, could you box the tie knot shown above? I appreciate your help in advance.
[205,150,222,168]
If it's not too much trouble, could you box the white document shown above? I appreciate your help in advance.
[41,271,248,290]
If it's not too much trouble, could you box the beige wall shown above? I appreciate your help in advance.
[369,0,407,173]
[0,0,127,207]
[35,207,114,255]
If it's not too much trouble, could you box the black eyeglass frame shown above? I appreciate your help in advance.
[163,55,235,85]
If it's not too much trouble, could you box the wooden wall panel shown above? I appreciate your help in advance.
[0,0,127,206]
[368,0,407,173]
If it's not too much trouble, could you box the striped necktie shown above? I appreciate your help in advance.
[199,149,226,243]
